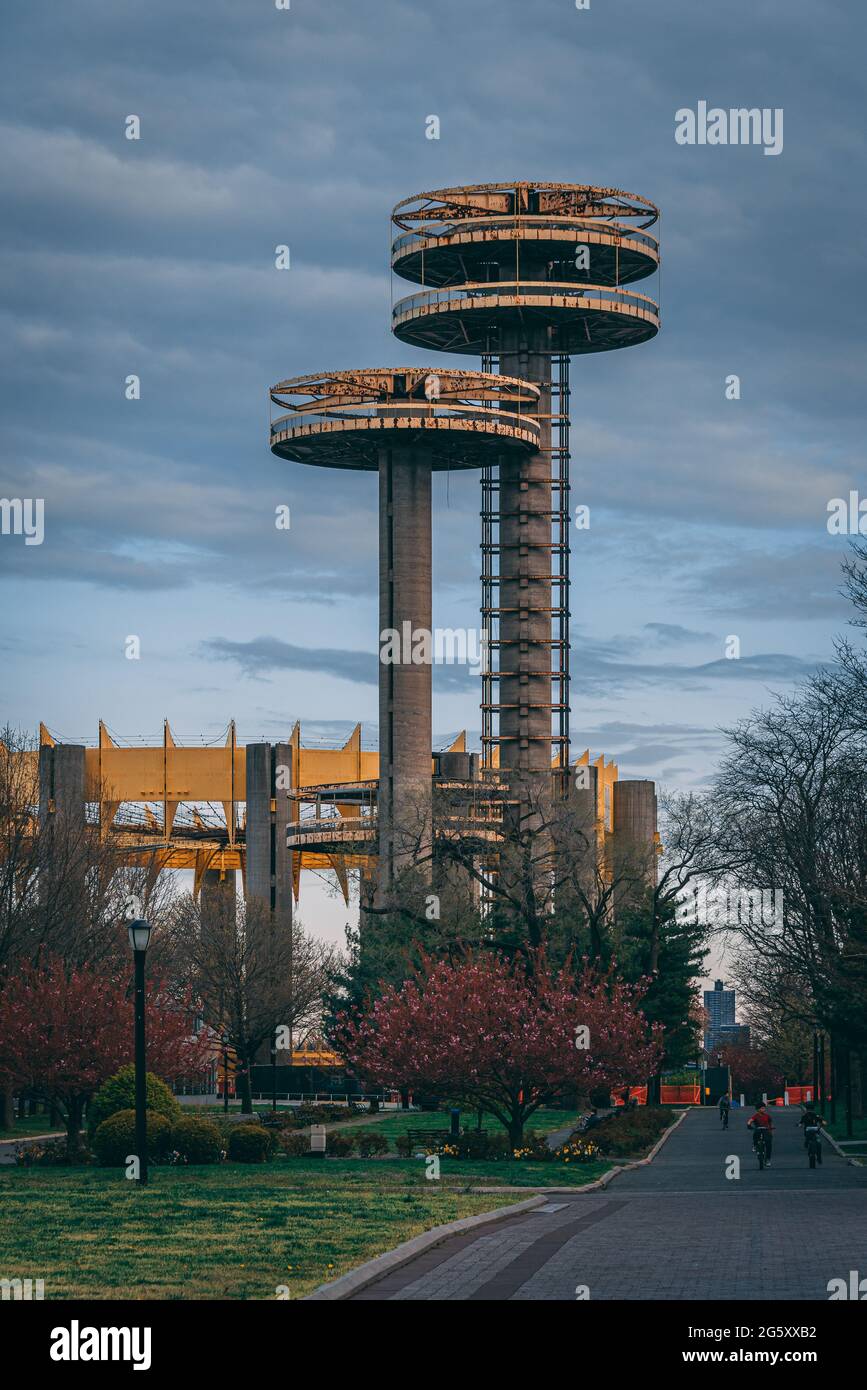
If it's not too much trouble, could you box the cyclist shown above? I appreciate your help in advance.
[798,1106,825,1165]
[746,1101,774,1166]
[718,1093,731,1129]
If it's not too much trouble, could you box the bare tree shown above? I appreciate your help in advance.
[166,891,334,1113]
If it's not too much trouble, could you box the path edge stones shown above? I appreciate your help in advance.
[303,1194,548,1300]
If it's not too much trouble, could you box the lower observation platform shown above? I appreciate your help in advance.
[269,368,540,470]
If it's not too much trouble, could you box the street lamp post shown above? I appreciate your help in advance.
[271,1033,278,1115]
[127,919,152,1187]
[222,1032,230,1114]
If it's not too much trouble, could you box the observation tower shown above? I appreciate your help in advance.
[269,368,540,894]
[390,182,660,789]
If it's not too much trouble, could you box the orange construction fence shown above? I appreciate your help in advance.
[660,1083,701,1104]
[612,1086,648,1106]
[772,1086,820,1105]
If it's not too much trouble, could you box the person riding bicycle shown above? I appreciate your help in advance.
[747,1101,774,1165]
[799,1106,825,1163]
[718,1094,731,1127]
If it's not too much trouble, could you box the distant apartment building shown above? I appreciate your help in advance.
[703,979,746,1054]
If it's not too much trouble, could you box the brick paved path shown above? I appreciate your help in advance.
[349,1108,867,1300]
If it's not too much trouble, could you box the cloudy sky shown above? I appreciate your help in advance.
[1,0,864,949]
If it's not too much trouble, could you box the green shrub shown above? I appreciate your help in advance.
[442,1131,495,1160]
[577,1105,670,1157]
[169,1116,223,1165]
[509,1132,556,1161]
[92,1109,172,1166]
[228,1124,273,1163]
[355,1129,388,1157]
[326,1131,355,1157]
[88,1066,181,1138]
[15,1137,93,1168]
[395,1134,415,1158]
[279,1129,310,1157]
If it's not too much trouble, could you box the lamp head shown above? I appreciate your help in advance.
[127,918,151,954]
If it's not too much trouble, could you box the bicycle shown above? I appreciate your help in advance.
[753,1127,770,1170]
[804,1124,823,1169]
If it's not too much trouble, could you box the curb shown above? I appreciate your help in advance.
[796,1104,865,1167]
[303,1194,548,1300]
[468,1107,689,1194]
[819,1129,866,1165]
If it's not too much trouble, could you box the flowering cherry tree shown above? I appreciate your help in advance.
[0,956,208,1158]
[340,952,662,1145]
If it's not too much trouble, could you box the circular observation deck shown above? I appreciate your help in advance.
[390,182,660,355]
[391,282,659,355]
[286,810,506,855]
[269,368,541,470]
[392,182,659,289]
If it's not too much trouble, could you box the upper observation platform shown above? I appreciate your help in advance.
[269,368,540,470]
[390,182,660,356]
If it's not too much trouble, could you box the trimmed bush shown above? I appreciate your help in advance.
[169,1116,223,1165]
[278,1129,310,1157]
[355,1129,388,1158]
[227,1124,273,1163]
[92,1109,172,1166]
[443,1131,497,1160]
[574,1105,669,1157]
[326,1131,355,1157]
[15,1137,93,1168]
[88,1065,181,1138]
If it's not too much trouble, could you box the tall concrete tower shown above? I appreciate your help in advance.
[390,183,660,791]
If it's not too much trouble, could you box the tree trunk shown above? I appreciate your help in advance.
[238,1064,254,1115]
[508,1117,524,1149]
[830,1034,837,1123]
[0,1089,15,1131]
[845,1049,853,1139]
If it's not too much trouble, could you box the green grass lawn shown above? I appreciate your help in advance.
[0,1156,606,1300]
[823,1111,867,1146]
[0,1114,64,1139]
[335,1107,580,1147]
[184,1105,581,1142]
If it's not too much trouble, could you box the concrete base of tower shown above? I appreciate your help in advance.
[376,446,433,904]
[245,741,293,930]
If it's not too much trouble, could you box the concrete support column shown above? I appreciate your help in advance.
[377,446,432,897]
[38,743,86,827]
[497,330,553,776]
[612,779,658,889]
[37,744,87,924]
[244,742,293,930]
[201,866,237,936]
